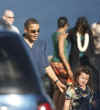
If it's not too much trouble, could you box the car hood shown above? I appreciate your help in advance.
[0,93,45,110]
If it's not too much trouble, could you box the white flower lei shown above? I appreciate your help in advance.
[76,32,89,52]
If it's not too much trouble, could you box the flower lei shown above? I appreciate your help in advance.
[76,32,89,52]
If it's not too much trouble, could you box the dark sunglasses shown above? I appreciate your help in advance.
[30,29,40,33]
[6,16,15,19]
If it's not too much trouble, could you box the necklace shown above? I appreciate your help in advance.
[76,32,89,52]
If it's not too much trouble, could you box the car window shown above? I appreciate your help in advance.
[0,35,41,94]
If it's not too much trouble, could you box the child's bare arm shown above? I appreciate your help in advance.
[63,99,71,110]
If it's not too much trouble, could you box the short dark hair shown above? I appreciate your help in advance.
[57,16,68,28]
[24,18,39,29]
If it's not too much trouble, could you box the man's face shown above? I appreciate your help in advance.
[96,24,100,33]
[26,23,40,42]
[3,11,15,25]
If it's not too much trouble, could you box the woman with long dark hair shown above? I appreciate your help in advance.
[68,16,98,98]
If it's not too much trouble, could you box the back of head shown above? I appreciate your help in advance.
[57,16,68,28]
[76,16,88,26]
[75,16,89,34]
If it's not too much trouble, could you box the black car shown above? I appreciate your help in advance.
[0,31,54,110]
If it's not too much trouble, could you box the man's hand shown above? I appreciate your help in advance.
[45,66,66,93]
[56,80,66,93]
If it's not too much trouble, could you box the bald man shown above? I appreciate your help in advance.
[2,9,20,34]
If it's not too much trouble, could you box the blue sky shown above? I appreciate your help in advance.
[0,0,100,54]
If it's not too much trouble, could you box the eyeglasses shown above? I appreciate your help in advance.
[30,29,40,33]
[6,16,15,19]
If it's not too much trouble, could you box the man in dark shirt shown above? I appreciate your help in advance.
[23,18,66,95]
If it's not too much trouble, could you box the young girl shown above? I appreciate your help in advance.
[63,66,94,110]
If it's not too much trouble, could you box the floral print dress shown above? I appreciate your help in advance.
[65,85,94,110]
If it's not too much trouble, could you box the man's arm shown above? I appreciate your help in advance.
[45,65,66,93]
